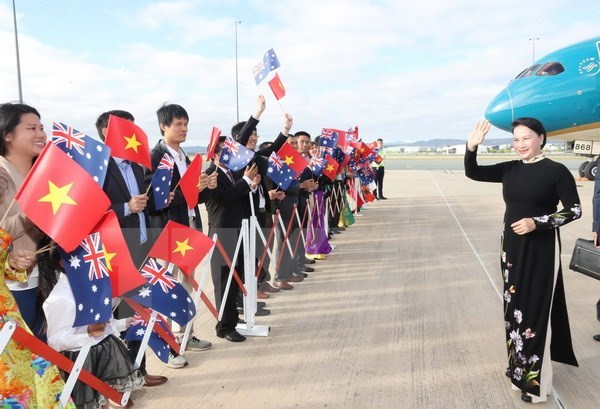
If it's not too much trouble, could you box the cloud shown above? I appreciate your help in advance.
[0,0,598,146]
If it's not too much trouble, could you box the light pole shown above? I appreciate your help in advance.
[235,20,241,123]
[12,0,23,103]
[529,37,540,64]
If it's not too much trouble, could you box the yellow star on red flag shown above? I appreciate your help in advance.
[124,133,142,153]
[38,181,77,214]
[173,237,194,257]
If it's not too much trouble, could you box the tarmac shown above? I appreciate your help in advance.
[133,169,600,409]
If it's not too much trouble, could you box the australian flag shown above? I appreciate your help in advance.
[309,156,324,177]
[52,122,111,187]
[220,136,255,172]
[127,257,196,327]
[150,152,174,211]
[266,152,296,190]
[252,48,281,85]
[319,129,339,155]
[357,167,375,185]
[59,232,113,327]
[124,313,171,363]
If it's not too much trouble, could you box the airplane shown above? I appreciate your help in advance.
[485,35,600,180]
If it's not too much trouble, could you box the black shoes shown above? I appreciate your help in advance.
[521,393,532,403]
[593,334,600,342]
[302,266,315,273]
[218,331,246,342]
[380,196,388,200]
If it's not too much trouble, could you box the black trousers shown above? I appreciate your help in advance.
[374,166,385,197]
[209,227,242,336]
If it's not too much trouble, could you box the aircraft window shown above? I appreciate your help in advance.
[536,62,564,76]
[515,64,541,79]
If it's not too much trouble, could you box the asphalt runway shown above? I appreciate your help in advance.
[133,169,600,409]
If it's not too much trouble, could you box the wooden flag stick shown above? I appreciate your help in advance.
[0,198,15,226]
[34,244,55,255]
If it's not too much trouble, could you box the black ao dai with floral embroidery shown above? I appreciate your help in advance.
[465,149,581,399]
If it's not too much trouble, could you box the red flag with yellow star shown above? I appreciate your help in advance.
[93,211,147,297]
[276,141,309,174]
[178,154,202,209]
[148,220,213,276]
[322,154,340,181]
[268,73,286,100]
[105,114,151,168]
[206,127,221,161]
[14,143,110,252]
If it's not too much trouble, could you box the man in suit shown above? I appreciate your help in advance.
[204,138,260,342]
[96,109,168,386]
[146,103,216,365]
[232,96,292,298]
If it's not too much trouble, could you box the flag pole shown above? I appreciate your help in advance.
[0,198,16,226]
[276,100,286,114]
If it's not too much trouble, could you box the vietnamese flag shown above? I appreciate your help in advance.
[148,221,214,276]
[93,211,147,297]
[206,127,221,161]
[268,73,286,100]
[15,143,110,252]
[322,155,340,181]
[179,154,202,209]
[358,141,375,158]
[276,142,309,174]
[105,115,151,169]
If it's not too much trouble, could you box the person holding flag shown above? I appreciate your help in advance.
[371,138,387,200]
[95,109,169,385]
[204,136,261,342]
[146,103,215,365]
[42,244,144,409]
[231,96,293,298]
[0,103,48,339]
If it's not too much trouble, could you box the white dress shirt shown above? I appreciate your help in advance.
[43,273,127,352]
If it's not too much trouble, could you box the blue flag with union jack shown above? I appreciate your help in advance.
[150,152,174,211]
[59,232,113,327]
[124,313,172,363]
[309,155,324,177]
[266,151,296,190]
[318,129,339,156]
[52,122,111,187]
[219,136,255,172]
[126,257,196,327]
[252,48,280,85]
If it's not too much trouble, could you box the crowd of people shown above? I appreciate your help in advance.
[0,96,383,408]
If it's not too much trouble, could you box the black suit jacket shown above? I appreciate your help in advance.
[102,158,151,265]
[145,139,202,231]
[204,164,252,230]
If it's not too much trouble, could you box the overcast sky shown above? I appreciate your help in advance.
[0,0,598,146]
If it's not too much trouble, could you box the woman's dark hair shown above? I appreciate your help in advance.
[511,117,547,148]
[0,103,41,156]
[36,234,61,326]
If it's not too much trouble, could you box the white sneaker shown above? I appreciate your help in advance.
[166,353,188,369]
[185,336,212,351]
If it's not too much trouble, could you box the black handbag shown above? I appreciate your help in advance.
[569,238,600,281]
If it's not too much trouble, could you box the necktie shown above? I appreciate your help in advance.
[225,169,235,183]
[121,160,147,244]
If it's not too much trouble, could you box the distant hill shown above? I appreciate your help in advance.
[390,138,514,147]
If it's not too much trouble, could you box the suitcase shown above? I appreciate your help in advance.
[569,238,600,281]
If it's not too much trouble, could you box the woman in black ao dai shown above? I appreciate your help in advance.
[464,118,581,404]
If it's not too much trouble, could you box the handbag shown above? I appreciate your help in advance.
[569,238,600,281]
